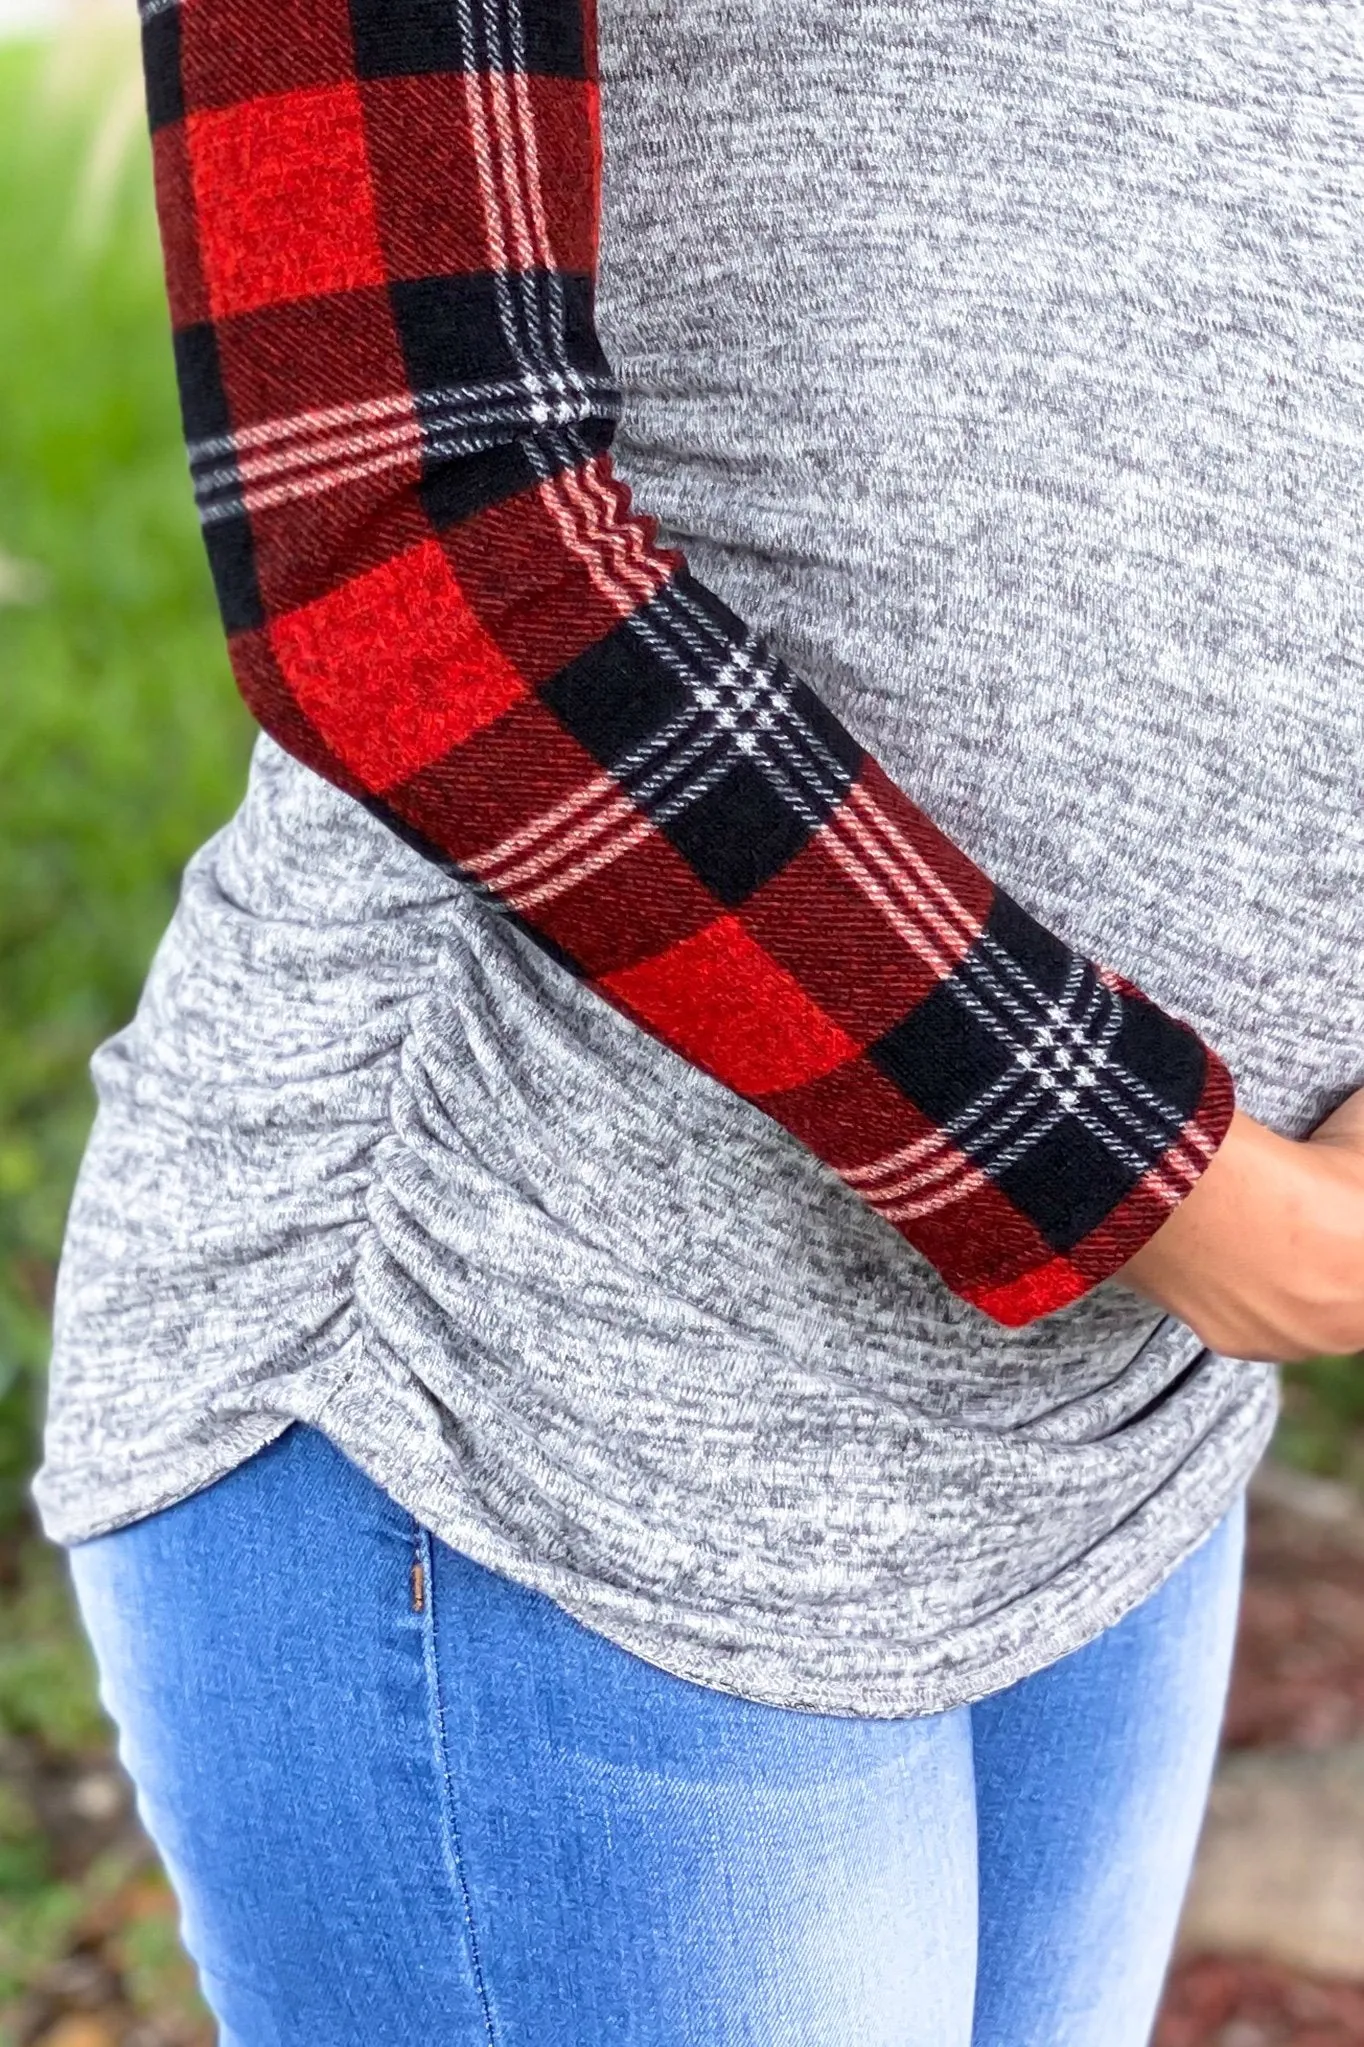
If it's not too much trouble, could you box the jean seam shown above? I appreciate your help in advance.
[417,1521,498,2047]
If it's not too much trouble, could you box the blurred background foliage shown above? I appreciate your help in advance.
[0,11,1361,2038]
[0,19,252,1533]
[1,21,247,2035]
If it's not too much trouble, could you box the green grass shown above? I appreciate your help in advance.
[0,31,254,1525]
[0,40,241,2029]
[1276,1353,1364,1490]
[0,1537,114,2014]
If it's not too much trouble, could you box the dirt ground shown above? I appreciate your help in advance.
[1155,1469,1364,2047]
[1157,1958,1364,2047]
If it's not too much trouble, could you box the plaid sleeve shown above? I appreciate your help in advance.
[136,0,1233,1327]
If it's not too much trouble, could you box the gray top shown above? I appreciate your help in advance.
[41,0,1364,1715]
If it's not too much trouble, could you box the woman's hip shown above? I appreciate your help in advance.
[66,1420,1244,2047]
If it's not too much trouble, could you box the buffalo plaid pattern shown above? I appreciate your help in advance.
[138,0,1234,1326]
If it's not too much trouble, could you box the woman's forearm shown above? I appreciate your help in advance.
[137,0,1234,1323]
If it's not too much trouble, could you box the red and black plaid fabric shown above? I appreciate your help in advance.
[137,0,1233,1326]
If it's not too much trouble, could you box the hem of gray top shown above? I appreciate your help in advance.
[37,1358,1280,1722]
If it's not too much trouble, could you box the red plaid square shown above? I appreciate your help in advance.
[269,539,529,789]
[231,630,369,793]
[213,290,410,432]
[249,480,429,622]
[602,917,860,1095]
[189,85,387,319]
[531,824,721,974]
[362,76,490,278]
[441,479,648,683]
[757,1052,935,1170]
[970,1256,1088,1327]
[363,74,600,282]
[740,806,989,1049]
[393,697,602,860]
[151,124,210,328]
[180,0,355,109]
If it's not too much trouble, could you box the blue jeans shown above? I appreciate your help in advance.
[68,1424,1244,2047]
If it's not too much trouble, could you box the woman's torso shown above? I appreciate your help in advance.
[43,0,1363,1710]
[596,0,1364,1139]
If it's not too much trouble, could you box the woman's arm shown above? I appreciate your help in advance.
[1120,1096,1364,1363]
[136,0,1233,1326]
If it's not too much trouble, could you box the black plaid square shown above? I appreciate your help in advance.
[350,0,586,79]
[140,1,183,132]
[542,613,691,762]
[173,322,263,631]
[992,1107,1137,1252]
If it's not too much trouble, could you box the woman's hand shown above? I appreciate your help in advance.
[1116,1090,1364,1362]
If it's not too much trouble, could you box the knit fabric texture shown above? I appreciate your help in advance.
[134,0,1233,1324]
[45,0,1364,1713]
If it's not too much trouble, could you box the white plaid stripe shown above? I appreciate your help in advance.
[617,584,1203,1196]
[842,781,1211,1176]
[189,377,618,526]
[472,779,649,911]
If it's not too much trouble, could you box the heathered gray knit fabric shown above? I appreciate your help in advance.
[41,0,1364,1714]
